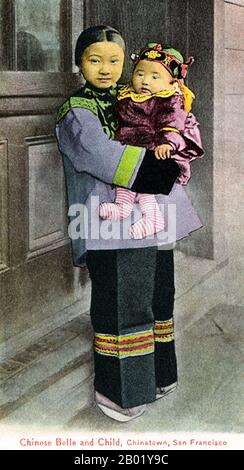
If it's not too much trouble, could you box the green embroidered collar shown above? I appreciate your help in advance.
[57,82,120,138]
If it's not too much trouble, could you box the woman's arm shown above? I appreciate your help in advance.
[56,107,180,194]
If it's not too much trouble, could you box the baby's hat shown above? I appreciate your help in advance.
[131,43,194,79]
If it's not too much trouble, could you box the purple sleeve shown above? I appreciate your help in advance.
[154,96,204,185]
[153,96,187,150]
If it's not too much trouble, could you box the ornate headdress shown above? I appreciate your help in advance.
[131,43,194,79]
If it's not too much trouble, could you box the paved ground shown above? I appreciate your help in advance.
[68,304,244,434]
[0,304,243,434]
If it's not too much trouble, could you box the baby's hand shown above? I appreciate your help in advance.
[155,144,174,160]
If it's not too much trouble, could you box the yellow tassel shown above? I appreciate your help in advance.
[178,81,195,112]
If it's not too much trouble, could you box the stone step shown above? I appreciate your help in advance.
[0,299,90,363]
[174,252,228,331]
[0,315,94,422]
[2,365,94,427]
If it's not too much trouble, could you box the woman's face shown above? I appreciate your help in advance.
[81,41,125,88]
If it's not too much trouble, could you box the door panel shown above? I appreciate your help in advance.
[26,136,67,257]
[0,114,78,342]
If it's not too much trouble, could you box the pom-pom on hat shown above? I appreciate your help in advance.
[131,43,194,79]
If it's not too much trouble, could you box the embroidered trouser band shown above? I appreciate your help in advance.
[94,330,155,358]
[86,247,177,408]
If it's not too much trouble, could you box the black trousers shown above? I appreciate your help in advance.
[86,247,177,408]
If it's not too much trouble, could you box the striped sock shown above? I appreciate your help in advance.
[129,193,164,239]
[99,187,136,221]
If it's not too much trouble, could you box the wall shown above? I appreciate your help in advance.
[171,0,215,259]
[223,0,244,303]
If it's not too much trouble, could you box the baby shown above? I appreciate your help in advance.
[99,43,203,239]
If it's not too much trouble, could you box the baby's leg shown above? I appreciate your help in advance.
[99,187,136,220]
[129,193,164,239]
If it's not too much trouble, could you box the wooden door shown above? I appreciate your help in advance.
[0,0,85,342]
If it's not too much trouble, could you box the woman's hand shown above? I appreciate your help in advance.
[155,143,174,160]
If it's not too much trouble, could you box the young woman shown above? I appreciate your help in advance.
[56,25,203,422]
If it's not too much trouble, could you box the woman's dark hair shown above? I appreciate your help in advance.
[75,25,125,67]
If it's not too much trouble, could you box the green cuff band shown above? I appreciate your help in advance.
[113,146,143,187]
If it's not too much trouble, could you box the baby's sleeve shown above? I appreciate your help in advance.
[154,95,189,151]
[154,96,204,185]
[154,96,204,158]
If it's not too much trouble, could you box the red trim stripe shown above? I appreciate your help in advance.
[95,341,154,353]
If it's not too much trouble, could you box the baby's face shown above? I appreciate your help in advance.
[132,60,175,95]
